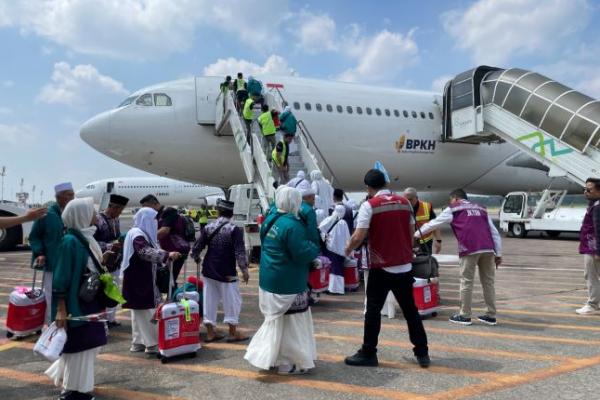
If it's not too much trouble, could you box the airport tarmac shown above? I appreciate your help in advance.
[0,229,598,400]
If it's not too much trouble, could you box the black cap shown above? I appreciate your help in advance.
[216,199,234,211]
[140,194,158,205]
[109,194,129,206]
[364,169,386,189]
[333,188,344,198]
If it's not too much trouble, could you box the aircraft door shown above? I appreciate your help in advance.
[106,181,115,193]
[195,78,217,125]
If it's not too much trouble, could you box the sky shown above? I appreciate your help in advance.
[1,0,599,203]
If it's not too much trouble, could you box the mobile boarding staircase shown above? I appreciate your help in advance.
[214,85,340,213]
[443,66,600,187]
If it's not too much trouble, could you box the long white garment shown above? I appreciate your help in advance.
[202,277,242,326]
[328,274,345,294]
[319,205,351,257]
[310,170,334,212]
[45,347,100,393]
[244,289,317,370]
[43,271,53,325]
[131,309,158,347]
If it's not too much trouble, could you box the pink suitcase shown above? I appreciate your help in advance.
[156,261,201,363]
[6,268,46,339]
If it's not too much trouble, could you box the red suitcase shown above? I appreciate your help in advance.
[156,261,201,363]
[413,278,440,317]
[343,258,360,291]
[6,268,46,339]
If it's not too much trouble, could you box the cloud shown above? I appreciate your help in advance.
[442,0,591,65]
[37,61,127,106]
[1,80,13,87]
[338,30,419,83]
[0,0,287,60]
[0,107,12,115]
[431,75,452,93]
[0,123,35,145]
[293,11,337,54]
[203,55,296,77]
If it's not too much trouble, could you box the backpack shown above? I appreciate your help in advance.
[182,215,197,242]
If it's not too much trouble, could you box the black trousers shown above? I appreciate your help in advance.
[362,268,428,357]
[172,255,188,283]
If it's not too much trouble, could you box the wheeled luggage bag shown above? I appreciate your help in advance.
[6,267,46,339]
[156,261,201,363]
[309,256,330,293]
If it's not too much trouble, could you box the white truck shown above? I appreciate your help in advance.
[229,184,263,263]
[0,202,33,251]
[499,190,585,238]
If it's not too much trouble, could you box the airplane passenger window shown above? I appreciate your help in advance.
[326,104,333,112]
[305,103,312,111]
[293,102,301,110]
[411,111,417,118]
[316,103,323,112]
[394,110,400,117]
[429,112,434,120]
[375,108,382,116]
[403,110,409,117]
[136,93,153,106]
[366,107,372,115]
[346,106,353,114]
[420,111,426,119]
[385,109,391,116]
[356,106,363,114]
[336,105,343,113]
[154,93,172,106]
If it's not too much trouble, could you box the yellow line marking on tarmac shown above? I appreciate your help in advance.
[314,333,571,362]
[0,341,21,352]
[0,364,189,400]
[205,342,510,380]
[427,355,600,400]
[315,317,600,347]
[101,353,427,400]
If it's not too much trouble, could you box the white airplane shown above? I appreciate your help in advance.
[79,75,581,195]
[75,177,225,207]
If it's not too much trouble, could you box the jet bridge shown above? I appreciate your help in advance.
[443,66,600,186]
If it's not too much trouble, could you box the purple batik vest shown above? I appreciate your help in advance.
[579,200,600,254]
[450,200,495,257]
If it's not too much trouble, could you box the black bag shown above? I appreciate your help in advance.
[285,291,310,315]
[182,215,197,242]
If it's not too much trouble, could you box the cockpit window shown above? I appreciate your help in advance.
[154,93,172,106]
[136,93,153,106]
[118,95,137,108]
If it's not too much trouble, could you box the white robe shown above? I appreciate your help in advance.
[244,289,317,370]
[312,179,334,212]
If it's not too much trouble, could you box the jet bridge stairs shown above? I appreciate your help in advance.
[214,87,339,214]
[443,66,600,186]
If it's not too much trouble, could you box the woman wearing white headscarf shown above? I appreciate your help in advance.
[121,207,181,354]
[245,186,320,375]
[319,204,351,294]
[310,170,334,213]
[287,170,307,188]
[45,197,106,400]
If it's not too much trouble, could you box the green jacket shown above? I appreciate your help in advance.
[198,209,209,224]
[29,202,64,272]
[299,201,320,246]
[51,230,92,328]
[259,212,320,294]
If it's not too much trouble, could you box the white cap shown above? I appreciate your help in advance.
[54,182,74,194]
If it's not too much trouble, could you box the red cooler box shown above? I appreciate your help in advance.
[309,257,330,293]
[413,278,440,317]
[344,258,360,291]
[156,299,201,363]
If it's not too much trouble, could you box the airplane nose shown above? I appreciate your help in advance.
[80,111,111,150]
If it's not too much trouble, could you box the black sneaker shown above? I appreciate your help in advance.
[416,354,431,368]
[477,315,497,326]
[449,314,472,326]
[344,349,378,367]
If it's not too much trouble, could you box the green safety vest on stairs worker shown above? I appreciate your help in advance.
[272,141,288,167]
[258,111,277,136]
[236,78,246,92]
[243,98,254,121]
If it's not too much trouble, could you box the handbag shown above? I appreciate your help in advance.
[33,322,67,362]
[74,235,120,307]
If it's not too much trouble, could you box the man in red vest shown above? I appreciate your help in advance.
[344,169,429,368]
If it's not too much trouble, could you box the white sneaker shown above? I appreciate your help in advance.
[576,305,599,315]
